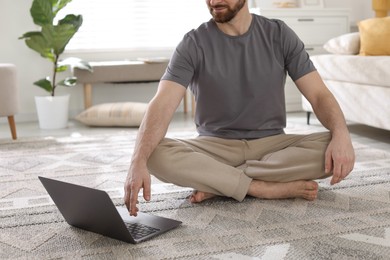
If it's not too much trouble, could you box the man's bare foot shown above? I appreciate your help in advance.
[189,180,318,203]
[248,180,319,201]
[189,190,217,203]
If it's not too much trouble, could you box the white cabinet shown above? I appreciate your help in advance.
[260,9,350,55]
[257,8,350,111]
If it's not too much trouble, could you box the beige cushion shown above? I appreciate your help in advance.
[358,17,390,56]
[75,102,148,127]
[323,32,360,55]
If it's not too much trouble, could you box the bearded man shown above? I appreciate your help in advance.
[124,0,355,216]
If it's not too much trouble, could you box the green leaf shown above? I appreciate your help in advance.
[58,77,77,87]
[25,33,55,62]
[30,0,54,26]
[59,14,83,32]
[18,31,41,40]
[40,23,76,56]
[34,78,53,93]
[56,65,69,72]
[54,25,76,55]
[41,25,55,48]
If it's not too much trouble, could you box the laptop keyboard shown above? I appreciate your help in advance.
[124,222,160,240]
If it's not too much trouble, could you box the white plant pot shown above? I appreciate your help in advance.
[35,95,70,129]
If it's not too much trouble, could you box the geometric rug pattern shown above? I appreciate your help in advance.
[1,127,389,259]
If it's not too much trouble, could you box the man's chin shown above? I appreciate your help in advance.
[213,18,233,23]
[212,14,233,23]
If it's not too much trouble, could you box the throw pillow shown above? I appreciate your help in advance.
[75,102,148,127]
[323,32,360,55]
[358,17,390,56]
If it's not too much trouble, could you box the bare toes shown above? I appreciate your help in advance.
[302,184,318,201]
[304,190,318,201]
[189,190,216,203]
[305,181,319,190]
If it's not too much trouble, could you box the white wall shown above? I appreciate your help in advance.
[0,0,376,124]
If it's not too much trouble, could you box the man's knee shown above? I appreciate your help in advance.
[147,139,172,173]
[147,138,184,181]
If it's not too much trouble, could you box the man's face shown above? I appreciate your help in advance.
[206,0,246,23]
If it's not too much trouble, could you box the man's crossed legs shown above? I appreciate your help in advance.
[147,132,331,203]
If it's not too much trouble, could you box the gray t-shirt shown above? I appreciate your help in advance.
[162,14,316,139]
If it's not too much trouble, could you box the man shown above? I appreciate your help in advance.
[124,0,355,216]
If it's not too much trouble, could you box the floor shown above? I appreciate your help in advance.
[1,112,389,151]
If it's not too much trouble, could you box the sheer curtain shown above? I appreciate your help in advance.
[58,0,211,52]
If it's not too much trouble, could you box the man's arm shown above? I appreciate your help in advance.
[295,70,355,185]
[124,80,187,216]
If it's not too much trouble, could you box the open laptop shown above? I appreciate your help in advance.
[38,176,182,244]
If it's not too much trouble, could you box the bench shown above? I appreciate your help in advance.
[73,60,192,113]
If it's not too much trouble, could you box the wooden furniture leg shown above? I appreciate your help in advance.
[183,92,188,114]
[306,112,311,125]
[191,95,196,117]
[83,83,92,109]
[7,115,17,140]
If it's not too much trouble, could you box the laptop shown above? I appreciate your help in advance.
[38,176,182,244]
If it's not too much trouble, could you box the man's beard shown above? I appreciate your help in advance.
[208,0,246,23]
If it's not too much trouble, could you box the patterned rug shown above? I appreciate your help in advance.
[1,125,390,259]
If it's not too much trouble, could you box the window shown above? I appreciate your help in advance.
[59,0,211,52]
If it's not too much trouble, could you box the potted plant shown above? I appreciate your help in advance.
[19,0,91,129]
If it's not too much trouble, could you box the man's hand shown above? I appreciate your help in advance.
[124,163,151,216]
[325,132,355,185]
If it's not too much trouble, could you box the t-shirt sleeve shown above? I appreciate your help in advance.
[279,21,316,81]
[161,32,198,88]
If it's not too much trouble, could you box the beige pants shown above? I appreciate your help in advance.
[147,132,331,201]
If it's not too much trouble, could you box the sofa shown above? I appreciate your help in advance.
[302,6,390,131]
